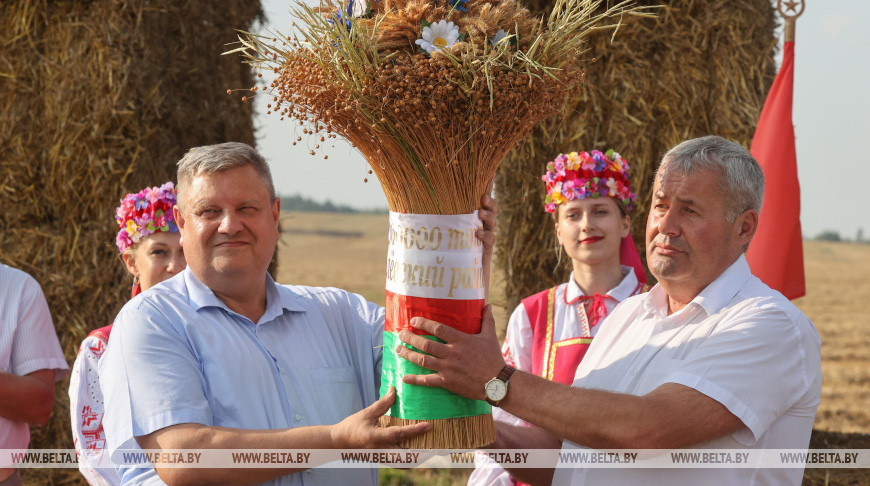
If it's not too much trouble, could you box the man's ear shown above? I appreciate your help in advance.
[272,197,281,229]
[735,209,759,246]
[173,206,185,246]
[173,205,185,231]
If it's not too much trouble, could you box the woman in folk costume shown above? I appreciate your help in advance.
[469,150,647,486]
[69,182,184,486]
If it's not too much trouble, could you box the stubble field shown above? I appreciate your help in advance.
[278,211,870,485]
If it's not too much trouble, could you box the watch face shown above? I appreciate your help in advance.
[485,379,507,402]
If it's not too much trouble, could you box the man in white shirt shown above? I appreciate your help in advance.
[0,264,70,486]
[396,135,822,485]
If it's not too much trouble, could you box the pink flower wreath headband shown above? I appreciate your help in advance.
[542,149,647,285]
[541,149,637,213]
[115,182,179,253]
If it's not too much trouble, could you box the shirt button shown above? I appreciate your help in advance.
[294,414,302,421]
[630,369,637,375]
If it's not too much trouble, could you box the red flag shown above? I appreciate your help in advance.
[746,41,805,299]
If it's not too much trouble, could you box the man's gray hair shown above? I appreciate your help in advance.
[657,135,765,222]
[176,142,276,207]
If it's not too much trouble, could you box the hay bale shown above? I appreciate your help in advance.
[0,1,261,482]
[495,0,778,313]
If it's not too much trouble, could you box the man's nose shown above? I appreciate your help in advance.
[656,209,680,236]
[218,211,243,234]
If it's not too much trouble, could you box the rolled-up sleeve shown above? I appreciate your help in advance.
[658,305,816,445]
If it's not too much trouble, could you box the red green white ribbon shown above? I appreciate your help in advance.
[381,211,490,420]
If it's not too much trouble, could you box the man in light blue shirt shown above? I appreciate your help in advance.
[100,142,484,485]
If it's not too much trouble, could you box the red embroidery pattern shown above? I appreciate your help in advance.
[87,339,106,358]
[80,404,106,450]
[503,346,517,367]
[81,405,100,428]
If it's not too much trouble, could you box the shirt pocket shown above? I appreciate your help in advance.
[308,366,364,425]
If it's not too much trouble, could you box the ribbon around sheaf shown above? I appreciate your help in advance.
[384,291,483,335]
[385,211,486,301]
[381,211,490,420]
[382,332,491,420]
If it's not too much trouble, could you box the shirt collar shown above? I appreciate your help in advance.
[641,283,670,317]
[690,254,752,316]
[183,268,306,322]
[641,254,752,317]
[565,266,638,302]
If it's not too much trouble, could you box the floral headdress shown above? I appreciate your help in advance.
[115,182,179,253]
[542,149,637,213]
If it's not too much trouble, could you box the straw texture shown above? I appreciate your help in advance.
[381,414,496,449]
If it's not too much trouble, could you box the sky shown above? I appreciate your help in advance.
[252,0,870,239]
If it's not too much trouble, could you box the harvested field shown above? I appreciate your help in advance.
[278,212,870,485]
[277,212,390,305]
[797,242,870,435]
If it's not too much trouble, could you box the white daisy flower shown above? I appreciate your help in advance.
[490,29,509,47]
[415,20,460,54]
[350,0,367,18]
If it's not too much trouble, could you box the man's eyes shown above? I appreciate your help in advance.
[197,207,258,216]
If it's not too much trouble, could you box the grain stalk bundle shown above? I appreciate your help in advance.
[232,0,649,449]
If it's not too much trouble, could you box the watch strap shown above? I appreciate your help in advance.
[496,364,516,384]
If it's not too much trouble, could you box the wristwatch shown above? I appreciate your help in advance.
[484,365,516,406]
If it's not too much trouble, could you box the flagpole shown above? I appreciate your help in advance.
[778,0,805,43]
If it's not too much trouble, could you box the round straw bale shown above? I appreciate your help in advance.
[0,1,262,483]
